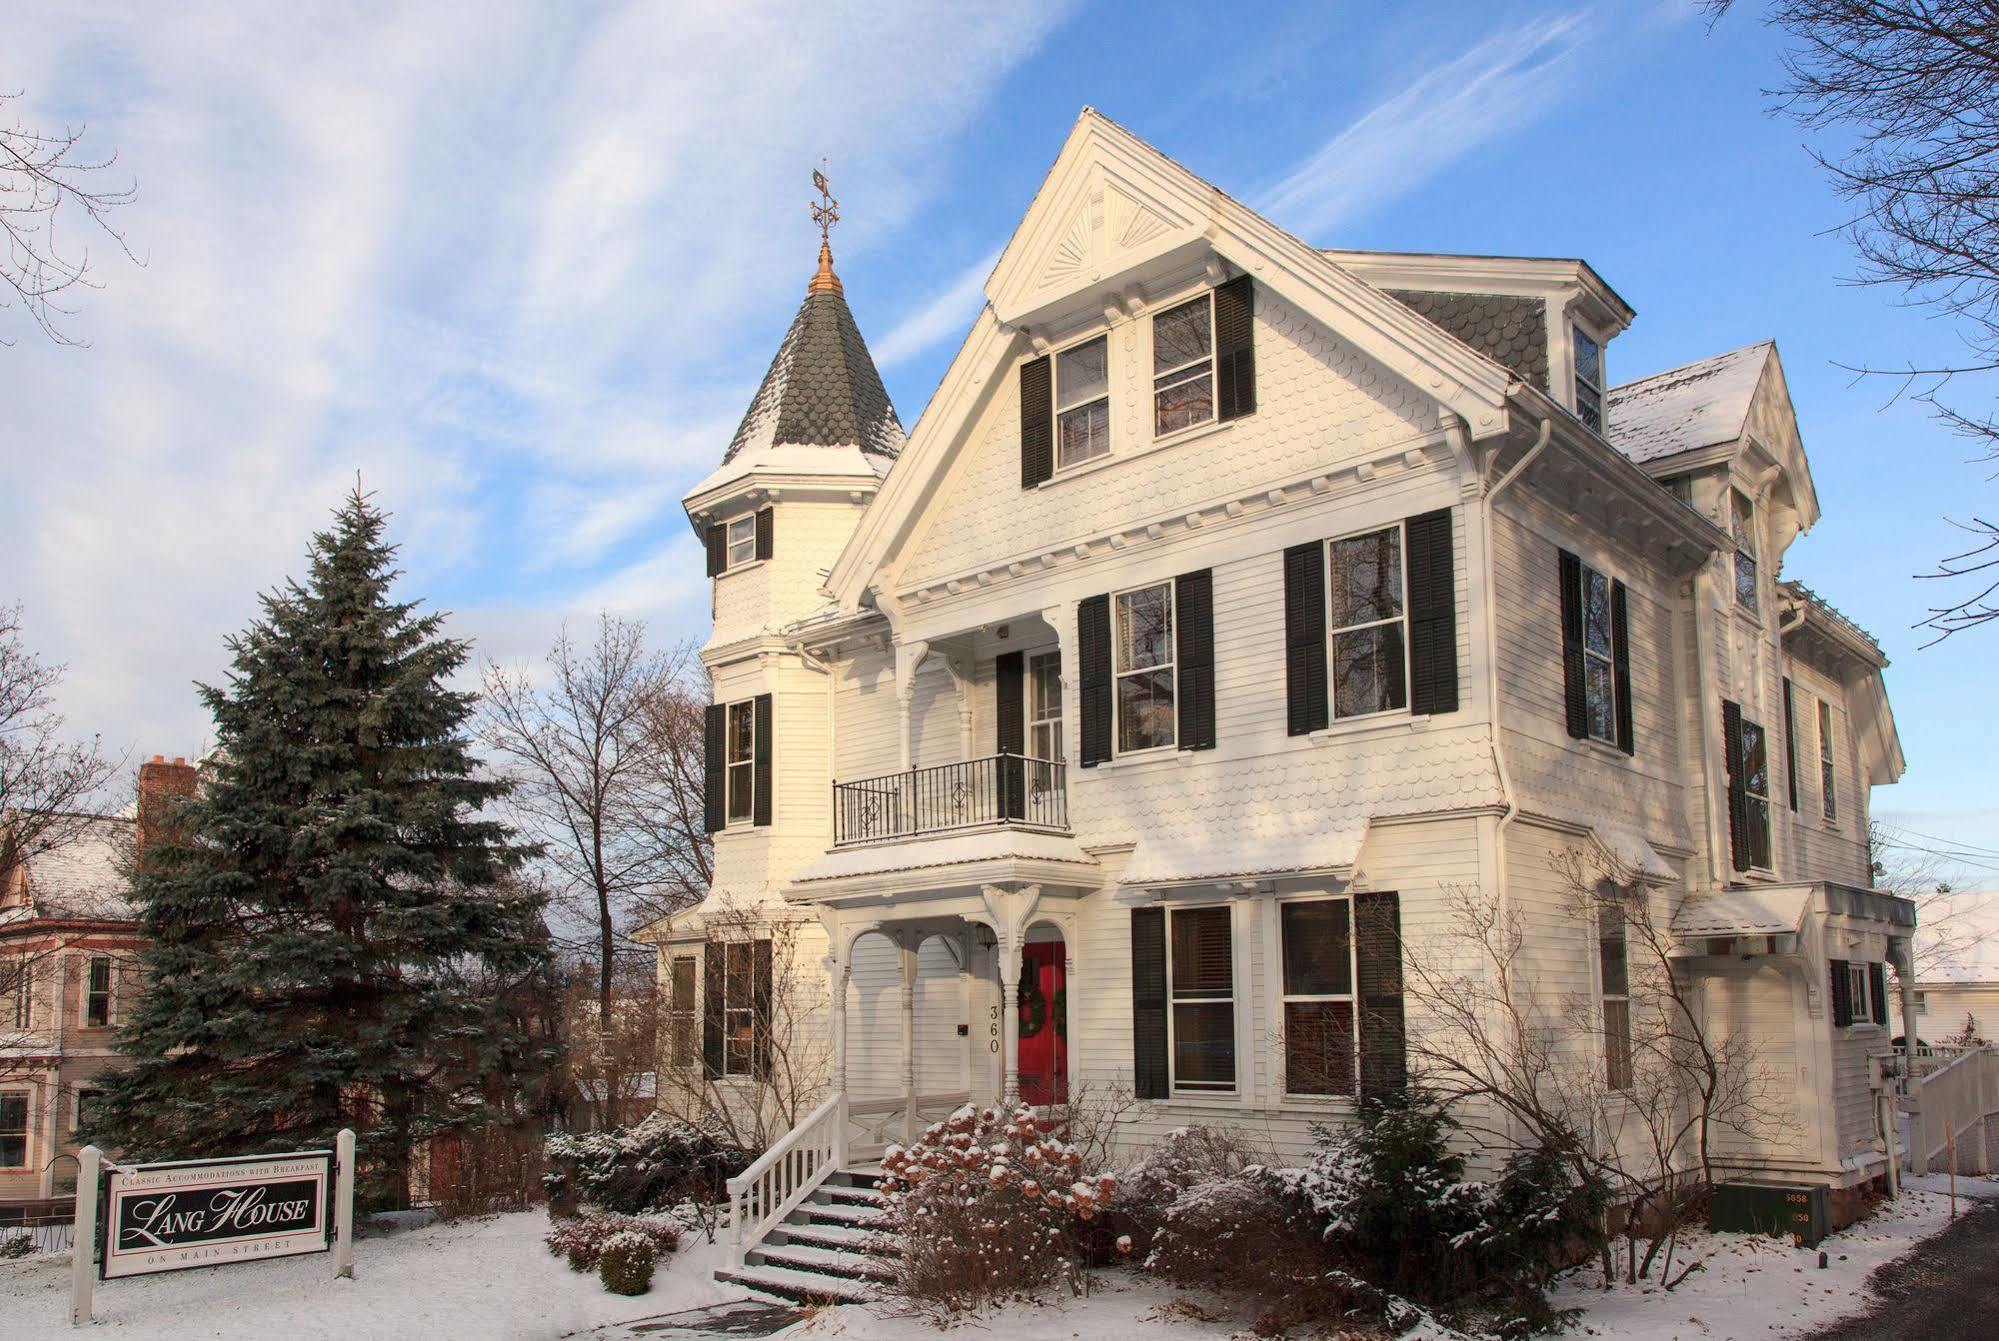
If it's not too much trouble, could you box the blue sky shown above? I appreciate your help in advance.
[6,1,1996,883]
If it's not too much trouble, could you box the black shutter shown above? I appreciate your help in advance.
[1214,274,1256,422]
[754,507,773,562]
[702,949,725,1078]
[1610,580,1634,755]
[752,693,773,827]
[1782,678,1800,812]
[1283,542,1329,736]
[1078,596,1112,767]
[1870,962,1890,1026]
[705,524,726,577]
[1558,550,1587,739]
[1829,959,1852,1028]
[1021,355,1054,489]
[1723,700,1751,873]
[995,651,1025,820]
[1130,907,1169,1099]
[703,703,726,834]
[1175,569,1216,750]
[1356,891,1407,1098]
[752,939,774,1080]
[1406,509,1458,716]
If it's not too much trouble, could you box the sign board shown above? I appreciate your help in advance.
[101,1151,332,1279]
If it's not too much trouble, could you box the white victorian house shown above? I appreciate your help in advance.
[637,111,1918,1297]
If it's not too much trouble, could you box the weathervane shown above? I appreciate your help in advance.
[811,159,840,245]
[808,158,843,295]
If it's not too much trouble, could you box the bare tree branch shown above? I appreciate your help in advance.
[0,89,140,347]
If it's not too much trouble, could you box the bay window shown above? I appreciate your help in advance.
[1028,652,1063,762]
[721,941,760,1077]
[1598,896,1633,1092]
[1114,582,1177,752]
[669,956,697,1068]
[1281,899,1358,1096]
[1167,906,1234,1093]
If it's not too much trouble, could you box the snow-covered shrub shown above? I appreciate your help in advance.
[878,1104,1115,1313]
[596,1230,656,1296]
[1111,1124,1270,1258]
[544,1212,681,1273]
[0,1234,34,1260]
[543,1113,753,1214]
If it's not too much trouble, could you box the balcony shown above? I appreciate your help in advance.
[832,754,1068,847]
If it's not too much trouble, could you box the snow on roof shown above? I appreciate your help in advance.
[685,441,892,502]
[1591,824,1679,883]
[1607,341,1771,465]
[18,814,138,921]
[1121,820,1367,889]
[1673,884,1814,938]
[721,286,904,465]
[791,828,1097,885]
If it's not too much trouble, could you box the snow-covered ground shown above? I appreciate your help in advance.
[6,1180,1994,1339]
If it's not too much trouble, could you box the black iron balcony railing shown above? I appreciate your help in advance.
[832,754,1068,847]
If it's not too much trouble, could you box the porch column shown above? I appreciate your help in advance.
[898,931,920,1142]
[895,641,929,772]
[999,938,1023,1108]
[819,911,854,1097]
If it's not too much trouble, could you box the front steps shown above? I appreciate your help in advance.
[714,1167,894,1305]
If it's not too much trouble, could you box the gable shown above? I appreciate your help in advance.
[827,110,1519,608]
[894,280,1441,590]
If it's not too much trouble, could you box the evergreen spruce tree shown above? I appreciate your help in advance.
[91,488,551,1206]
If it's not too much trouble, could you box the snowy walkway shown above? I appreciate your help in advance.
[6,1181,1995,1339]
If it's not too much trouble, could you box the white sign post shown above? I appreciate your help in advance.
[70,1131,357,1326]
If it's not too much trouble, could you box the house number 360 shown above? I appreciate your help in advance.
[989,1004,1001,1053]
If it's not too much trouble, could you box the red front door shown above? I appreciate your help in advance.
[1016,942,1068,1106]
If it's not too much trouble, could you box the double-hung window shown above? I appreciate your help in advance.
[74,1088,102,1135]
[1114,583,1176,753]
[1732,490,1759,611]
[1573,325,1604,432]
[1740,714,1773,869]
[1598,896,1633,1092]
[1167,906,1234,1093]
[1817,699,1837,823]
[1056,336,1110,468]
[720,942,760,1077]
[1281,899,1357,1096]
[725,700,756,825]
[1328,525,1409,720]
[1576,560,1619,743]
[1153,295,1215,436]
[0,1092,26,1168]
[1846,961,1873,1027]
[85,957,112,1028]
[9,961,28,1031]
[668,956,697,1069]
[726,516,756,570]
[1028,652,1063,762]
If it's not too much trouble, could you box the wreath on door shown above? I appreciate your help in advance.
[1018,977,1048,1038]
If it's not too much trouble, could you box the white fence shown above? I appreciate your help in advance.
[1898,1045,1999,1176]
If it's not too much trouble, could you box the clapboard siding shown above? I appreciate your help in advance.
[1783,659,1873,887]
[1702,960,1812,1167]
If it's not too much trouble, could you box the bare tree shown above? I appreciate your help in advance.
[482,614,678,1024]
[556,955,665,1133]
[1706,3,1999,638]
[1870,819,1990,977]
[0,602,120,863]
[1,89,139,346]
[1398,851,1792,1288]
[650,903,831,1154]
[629,645,713,927]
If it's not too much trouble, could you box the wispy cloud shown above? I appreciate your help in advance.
[1257,10,1596,237]
[874,246,1002,369]
[4,0,1068,761]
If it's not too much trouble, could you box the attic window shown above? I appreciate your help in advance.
[1056,336,1110,469]
[1572,325,1604,432]
[1153,296,1215,435]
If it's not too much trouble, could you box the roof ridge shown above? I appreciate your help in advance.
[1608,339,1773,394]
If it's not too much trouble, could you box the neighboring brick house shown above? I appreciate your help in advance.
[0,756,195,1199]
[638,111,1918,1293]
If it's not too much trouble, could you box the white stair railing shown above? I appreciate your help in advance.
[724,1092,847,1269]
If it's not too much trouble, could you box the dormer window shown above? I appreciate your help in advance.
[1056,335,1110,469]
[1153,295,1215,435]
[1731,490,1759,611]
[1572,324,1604,432]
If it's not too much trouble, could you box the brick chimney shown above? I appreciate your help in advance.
[136,755,199,856]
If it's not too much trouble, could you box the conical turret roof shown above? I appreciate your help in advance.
[722,246,904,464]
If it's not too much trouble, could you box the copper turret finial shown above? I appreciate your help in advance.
[808,159,843,295]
